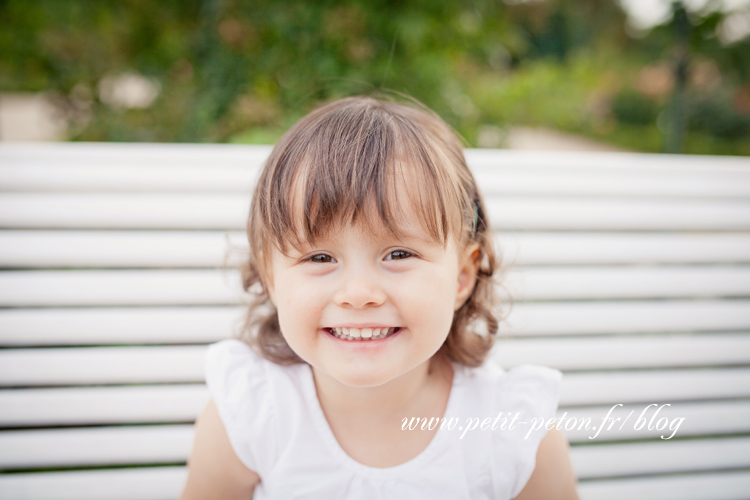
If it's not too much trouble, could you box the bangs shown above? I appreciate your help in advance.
[256,98,468,255]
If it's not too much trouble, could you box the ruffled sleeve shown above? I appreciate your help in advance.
[490,364,562,499]
[204,339,276,475]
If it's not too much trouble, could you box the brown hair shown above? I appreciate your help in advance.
[238,96,499,367]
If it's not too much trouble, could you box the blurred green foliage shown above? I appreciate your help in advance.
[1,0,748,154]
[612,89,659,125]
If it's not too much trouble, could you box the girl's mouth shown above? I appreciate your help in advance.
[326,327,401,341]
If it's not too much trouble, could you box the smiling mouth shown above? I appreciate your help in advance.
[326,327,401,341]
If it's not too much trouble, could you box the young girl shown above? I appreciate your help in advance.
[180,96,579,499]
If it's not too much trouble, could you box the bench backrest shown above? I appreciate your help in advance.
[1,144,749,499]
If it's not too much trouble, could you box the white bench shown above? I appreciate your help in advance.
[1,143,749,500]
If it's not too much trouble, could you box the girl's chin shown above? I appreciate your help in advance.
[329,370,401,389]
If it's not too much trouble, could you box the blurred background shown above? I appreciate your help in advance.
[1,0,749,155]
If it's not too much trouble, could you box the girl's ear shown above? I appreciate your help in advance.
[455,242,481,310]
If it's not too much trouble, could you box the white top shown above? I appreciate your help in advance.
[206,339,562,500]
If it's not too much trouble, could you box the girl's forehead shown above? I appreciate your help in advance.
[288,200,436,247]
[278,155,463,254]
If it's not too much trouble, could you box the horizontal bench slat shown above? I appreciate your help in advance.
[485,197,750,231]
[495,333,750,370]
[0,143,272,166]
[3,230,750,268]
[0,385,209,427]
[2,369,748,427]
[0,194,248,230]
[3,163,750,198]
[0,270,246,307]
[577,469,750,500]
[571,437,750,479]
[463,148,750,172]
[508,300,750,336]
[2,301,747,346]
[0,466,187,500]
[0,165,259,193]
[1,402,747,468]
[1,466,748,500]
[2,194,748,230]
[2,267,749,307]
[507,266,750,300]
[0,425,193,468]
[0,230,245,268]
[0,346,206,386]
[4,144,748,171]
[501,232,750,265]
[0,307,241,346]
[561,400,750,442]
[2,334,749,386]
[560,368,750,406]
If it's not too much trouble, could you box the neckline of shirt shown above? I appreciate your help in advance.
[300,361,466,480]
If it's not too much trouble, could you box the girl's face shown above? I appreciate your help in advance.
[268,211,479,389]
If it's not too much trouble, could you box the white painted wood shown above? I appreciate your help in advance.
[2,301,747,346]
[0,385,210,426]
[3,230,750,268]
[4,467,748,500]
[0,425,194,468]
[499,232,750,265]
[4,161,750,198]
[0,165,259,193]
[3,144,747,171]
[494,333,750,370]
[2,334,749,386]
[505,300,750,336]
[560,400,750,442]
[485,197,750,231]
[0,144,750,197]
[2,266,749,307]
[0,346,206,386]
[463,148,750,172]
[560,368,750,406]
[1,144,748,497]
[571,437,750,479]
[0,230,247,268]
[2,193,749,231]
[0,306,242,345]
[0,466,187,500]
[0,401,747,468]
[505,266,750,301]
[0,269,247,307]
[0,193,248,229]
[473,168,750,198]
[2,369,748,427]
[577,470,750,500]
[0,142,272,166]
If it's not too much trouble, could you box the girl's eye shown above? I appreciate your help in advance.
[307,254,336,264]
[385,250,413,261]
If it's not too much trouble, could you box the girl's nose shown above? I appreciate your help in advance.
[333,267,387,309]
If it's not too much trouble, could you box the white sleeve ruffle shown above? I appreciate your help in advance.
[205,339,276,475]
[490,364,562,499]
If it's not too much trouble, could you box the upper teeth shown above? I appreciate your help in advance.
[330,327,394,340]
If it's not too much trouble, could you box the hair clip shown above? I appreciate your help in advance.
[472,197,482,236]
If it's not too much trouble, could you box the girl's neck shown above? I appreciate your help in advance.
[312,355,453,422]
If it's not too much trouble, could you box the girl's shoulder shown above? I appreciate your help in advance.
[454,356,562,416]
[452,358,563,499]
[204,339,307,475]
[205,338,299,403]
